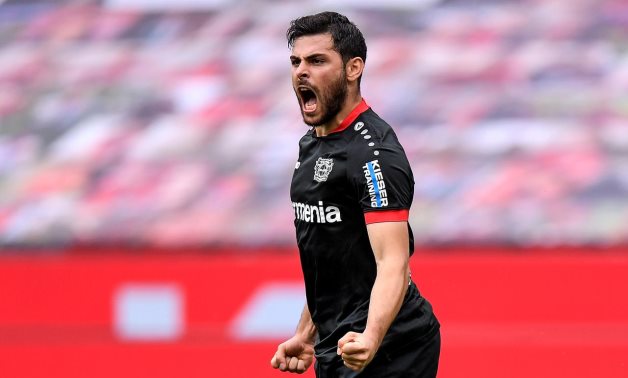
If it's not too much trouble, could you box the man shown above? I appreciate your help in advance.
[271,11,440,377]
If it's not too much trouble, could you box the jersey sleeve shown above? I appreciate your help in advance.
[348,140,415,224]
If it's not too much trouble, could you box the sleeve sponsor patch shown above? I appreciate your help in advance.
[362,160,388,208]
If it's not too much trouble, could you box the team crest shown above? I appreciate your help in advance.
[313,157,334,182]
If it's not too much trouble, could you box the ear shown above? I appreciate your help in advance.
[345,57,364,84]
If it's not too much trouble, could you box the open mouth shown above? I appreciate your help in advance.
[298,86,318,114]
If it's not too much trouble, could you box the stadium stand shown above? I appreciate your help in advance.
[0,0,627,248]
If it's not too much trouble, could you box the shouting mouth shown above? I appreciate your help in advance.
[298,86,318,114]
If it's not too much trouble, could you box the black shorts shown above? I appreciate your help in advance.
[314,329,441,378]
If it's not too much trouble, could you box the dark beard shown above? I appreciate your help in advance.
[303,72,348,127]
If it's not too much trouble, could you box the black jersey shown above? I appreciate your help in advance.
[290,100,440,365]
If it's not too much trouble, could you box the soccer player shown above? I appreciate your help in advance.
[271,11,441,378]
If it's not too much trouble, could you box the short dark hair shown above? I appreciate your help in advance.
[286,11,367,67]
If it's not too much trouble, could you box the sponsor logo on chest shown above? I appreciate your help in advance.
[292,201,342,223]
[363,160,388,207]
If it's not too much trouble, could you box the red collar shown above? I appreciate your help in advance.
[327,99,370,135]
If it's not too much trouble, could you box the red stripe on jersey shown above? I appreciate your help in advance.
[329,99,370,134]
[364,209,409,224]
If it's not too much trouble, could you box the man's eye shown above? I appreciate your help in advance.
[291,60,300,66]
[313,59,324,64]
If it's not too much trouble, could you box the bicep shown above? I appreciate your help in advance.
[366,221,410,265]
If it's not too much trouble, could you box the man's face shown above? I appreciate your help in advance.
[290,33,347,127]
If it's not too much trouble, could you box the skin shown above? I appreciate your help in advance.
[272,32,411,374]
[270,305,316,373]
[289,33,364,137]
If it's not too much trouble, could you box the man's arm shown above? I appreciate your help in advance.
[294,304,318,342]
[271,304,317,373]
[337,221,410,371]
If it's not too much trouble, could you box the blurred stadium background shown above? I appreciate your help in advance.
[0,0,627,377]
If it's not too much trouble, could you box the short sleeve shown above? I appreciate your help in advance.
[348,142,414,224]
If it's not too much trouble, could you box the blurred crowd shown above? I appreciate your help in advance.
[0,0,627,248]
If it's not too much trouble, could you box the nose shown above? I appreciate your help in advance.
[294,61,308,80]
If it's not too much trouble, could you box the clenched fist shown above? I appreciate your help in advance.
[271,335,315,374]
[337,331,379,372]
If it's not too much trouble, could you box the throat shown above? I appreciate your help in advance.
[315,123,339,137]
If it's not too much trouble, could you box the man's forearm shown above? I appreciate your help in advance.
[363,256,409,346]
[363,221,411,347]
[295,304,318,342]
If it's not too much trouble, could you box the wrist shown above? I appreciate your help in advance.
[362,328,383,348]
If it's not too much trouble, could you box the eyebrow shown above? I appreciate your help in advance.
[290,53,328,61]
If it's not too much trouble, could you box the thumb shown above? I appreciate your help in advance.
[337,331,359,355]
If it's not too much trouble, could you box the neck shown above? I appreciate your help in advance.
[315,93,362,137]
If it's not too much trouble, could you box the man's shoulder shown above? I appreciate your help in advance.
[346,109,403,153]
[358,107,391,129]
